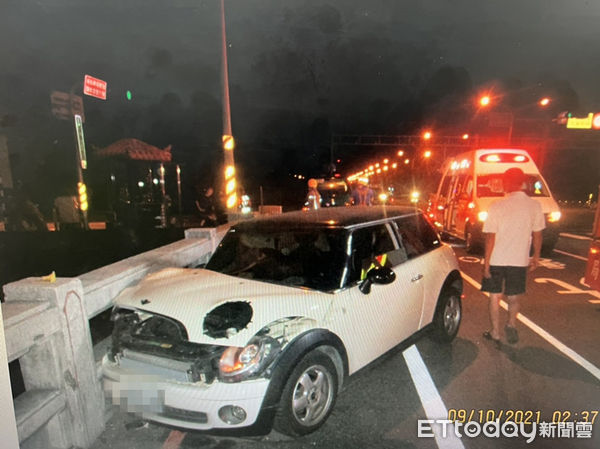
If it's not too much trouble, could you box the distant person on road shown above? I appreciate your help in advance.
[6,181,48,231]
[304,178,322,210]
[351,179,374,206]
[195,186,218,227]
[481,168,545,346]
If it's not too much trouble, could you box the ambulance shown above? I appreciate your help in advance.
[428,148,561,253]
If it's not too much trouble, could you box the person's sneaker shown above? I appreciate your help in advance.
[483,331,501,349]
[505,325,519,344]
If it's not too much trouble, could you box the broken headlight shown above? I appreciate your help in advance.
[218,335,281,382]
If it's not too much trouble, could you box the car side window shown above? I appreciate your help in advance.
[394,214,441,259]
[348,223,404,283]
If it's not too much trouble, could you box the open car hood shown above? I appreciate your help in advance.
[114,267,333,347]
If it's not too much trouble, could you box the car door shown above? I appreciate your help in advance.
[454,175,474,236]
[393,214,445,329]
[327,222,424,373]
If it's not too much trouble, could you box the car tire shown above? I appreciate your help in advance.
[274,350,338,436]
[432,287,462,343]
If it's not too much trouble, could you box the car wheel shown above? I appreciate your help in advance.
[274,350,338,436]
[432,287,462,342]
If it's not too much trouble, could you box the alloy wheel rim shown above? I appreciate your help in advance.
[291,364,334,426]
[444,295,461,335]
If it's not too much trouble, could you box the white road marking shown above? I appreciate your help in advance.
[579,277,591,288]
[553,249,588,261]
[589,300,600,304]
[535,278,590,294]
[461,271,600,382]
[535,278,600,299]
[559,232,591,241]
[537,258,566,270]
[403,345,465,449]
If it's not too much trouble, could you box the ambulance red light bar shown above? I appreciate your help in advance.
[480,153,530,163]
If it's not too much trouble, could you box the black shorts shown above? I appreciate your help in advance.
[481,266,527,296]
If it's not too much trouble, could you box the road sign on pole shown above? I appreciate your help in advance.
[74,114,87,169]
[83,74,107,100]
[50,91,84,121]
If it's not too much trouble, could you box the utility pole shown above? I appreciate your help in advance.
[220,0,238,215]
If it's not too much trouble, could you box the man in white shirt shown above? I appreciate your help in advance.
[482,167,545,345]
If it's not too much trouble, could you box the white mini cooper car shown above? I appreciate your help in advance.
[102,206,462,436]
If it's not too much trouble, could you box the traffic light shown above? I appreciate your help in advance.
[77,182,88,211]
[126,90,132,101]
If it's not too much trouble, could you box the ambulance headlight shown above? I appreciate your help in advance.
[477,211,488,222]
[547,211,561,223]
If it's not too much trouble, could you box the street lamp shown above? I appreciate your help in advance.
[539,97,551,107]
[423,131,432,140]
[479,95,491,107]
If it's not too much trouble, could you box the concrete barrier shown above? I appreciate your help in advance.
[1,226,227,449]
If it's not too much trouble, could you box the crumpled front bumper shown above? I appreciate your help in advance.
[102,355,271,431]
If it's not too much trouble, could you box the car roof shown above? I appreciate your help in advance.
[232,206,421,231]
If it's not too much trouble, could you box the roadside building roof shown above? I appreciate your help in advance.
[96,139,172,162]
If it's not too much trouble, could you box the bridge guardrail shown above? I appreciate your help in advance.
[1,226,227,449]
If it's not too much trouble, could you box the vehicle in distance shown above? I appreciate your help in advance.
[102,207,463,436]
[317,177,351,207]
[428,148,561,253]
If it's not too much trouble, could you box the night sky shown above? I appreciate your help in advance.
[1,0,600,211]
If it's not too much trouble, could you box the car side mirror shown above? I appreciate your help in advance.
[359,266,396,294]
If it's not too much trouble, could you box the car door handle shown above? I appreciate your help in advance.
[411,274,423,282]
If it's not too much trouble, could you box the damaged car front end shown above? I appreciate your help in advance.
[104,306,312,431]
[102,271,334,432]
